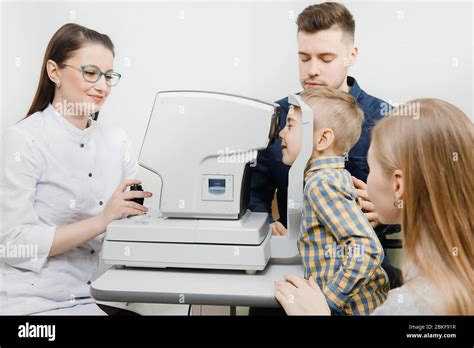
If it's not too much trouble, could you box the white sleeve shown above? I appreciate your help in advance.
[0,127,55,273]
[121,131,140,181]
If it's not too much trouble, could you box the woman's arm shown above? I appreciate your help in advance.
[49,214,107,257]
[1,127,152,270]
[2,127,55,272]
[49,179,152,257]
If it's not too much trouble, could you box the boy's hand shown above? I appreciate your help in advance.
[352,176,380,228]
[271,221,287,236]
[274,275,331,315]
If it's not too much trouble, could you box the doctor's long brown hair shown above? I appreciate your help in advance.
[25,23,115,120]
[371,99,474,315]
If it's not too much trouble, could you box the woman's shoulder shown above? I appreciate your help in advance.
[373,276,444,315]
[5,110,47,142]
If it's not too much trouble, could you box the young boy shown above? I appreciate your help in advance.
[279,87,389,315]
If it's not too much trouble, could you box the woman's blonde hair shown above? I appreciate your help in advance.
[371,98,474,315]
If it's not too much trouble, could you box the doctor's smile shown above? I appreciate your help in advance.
[88,94,105,102]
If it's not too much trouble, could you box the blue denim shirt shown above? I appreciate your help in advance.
[249,76,397,237]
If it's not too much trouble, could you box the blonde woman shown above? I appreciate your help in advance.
[275,98,474,315]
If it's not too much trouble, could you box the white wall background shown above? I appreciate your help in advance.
[1,0,473,144]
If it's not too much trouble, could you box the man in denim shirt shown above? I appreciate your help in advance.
[249,2,401,292]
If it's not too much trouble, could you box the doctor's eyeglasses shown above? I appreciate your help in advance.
[61,64,122,87]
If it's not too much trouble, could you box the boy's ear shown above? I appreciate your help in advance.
[315,128,335,152]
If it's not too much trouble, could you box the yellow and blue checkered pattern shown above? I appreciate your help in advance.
[298,156,389,315]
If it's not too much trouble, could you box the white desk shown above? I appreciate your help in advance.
[91,261,303,308]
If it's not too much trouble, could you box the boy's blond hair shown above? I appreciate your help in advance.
[301,87,364,155]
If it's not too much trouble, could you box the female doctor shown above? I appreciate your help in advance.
[1,23,152,315]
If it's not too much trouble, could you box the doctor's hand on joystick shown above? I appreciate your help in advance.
[98,179,153,226]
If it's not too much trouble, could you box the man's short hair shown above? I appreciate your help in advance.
[297,2,355,42]
[301,87,364,155]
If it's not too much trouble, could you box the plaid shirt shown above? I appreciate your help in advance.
[298,156,389,315]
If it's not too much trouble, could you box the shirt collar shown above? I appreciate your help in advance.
[45,103,95,138]
[347,76,362,101]
[305,156,346,177]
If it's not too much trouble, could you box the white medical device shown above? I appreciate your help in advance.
[101,91,313,273]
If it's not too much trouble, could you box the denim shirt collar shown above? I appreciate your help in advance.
[347,76,362,101]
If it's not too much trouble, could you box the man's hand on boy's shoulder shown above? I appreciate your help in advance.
[352,176,381,229]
